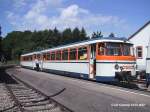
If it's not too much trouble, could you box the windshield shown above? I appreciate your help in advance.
[98,42,134,56]
[106,43,122,56]
[122,44,132,56]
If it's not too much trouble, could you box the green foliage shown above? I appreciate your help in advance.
[91,31,103,39]
[2,27,89,60]
[80,27,87,40]
[61,28,72,44]
[109,33,115,38]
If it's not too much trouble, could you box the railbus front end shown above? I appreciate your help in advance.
[95,41,136,82]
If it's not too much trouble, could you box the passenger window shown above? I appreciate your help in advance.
[78,47,88,60]
[26,55,32,61]
[70,48,77,60]
[51,52,55,60]
[33,55,36,60]
[56,50,61,60]
[29,56,32,61]
[37,54,41,60]
[24,57,26,61]
[22,57,24,61]
[62,49,68,60]
[43,53,47,60]
[23,57,25,61]
[46,53,50,60]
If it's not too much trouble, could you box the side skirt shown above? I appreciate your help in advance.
[42,68,89,79]
[95,76,117,82]
[21,66,117,82]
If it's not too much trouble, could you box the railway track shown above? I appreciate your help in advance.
[0,71,73,112]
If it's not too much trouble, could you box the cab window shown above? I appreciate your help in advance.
[122,44,131,56]
[106,43,122,56]
[98,43,105,55]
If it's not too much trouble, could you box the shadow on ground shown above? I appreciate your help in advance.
[0,66,18,84]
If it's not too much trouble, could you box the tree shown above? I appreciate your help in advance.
[61,28,72,44]
[91,31,103,39]
[46,29,55,48]
[79,27,88,41]
[52,27,61,46]
[2,27,89,60]
[72,27,80,42]
[109,33,115,38]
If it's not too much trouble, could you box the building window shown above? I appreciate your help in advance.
[136,46,143,58]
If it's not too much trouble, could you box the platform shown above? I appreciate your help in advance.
[6,67,150,112]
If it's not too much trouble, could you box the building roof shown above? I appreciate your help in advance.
[128,20,150,40]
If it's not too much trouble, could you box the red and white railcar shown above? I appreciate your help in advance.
[20,38,136,82]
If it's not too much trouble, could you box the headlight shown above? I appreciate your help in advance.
[135,64,138,69]
[120,66,124,71]
[114,64,119,70]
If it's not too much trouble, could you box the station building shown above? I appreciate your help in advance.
[129,21,150,72]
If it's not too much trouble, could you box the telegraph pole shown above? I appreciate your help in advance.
[0,25,1,63]
[0,26,6,64]
[0,25,2,53]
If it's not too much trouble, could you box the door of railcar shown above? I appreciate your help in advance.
[41,53,46,70]
[36,53,43,70]
[89,44,96,79]
[32,54,36,69]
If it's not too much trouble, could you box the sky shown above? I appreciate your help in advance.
[0,0,150,37]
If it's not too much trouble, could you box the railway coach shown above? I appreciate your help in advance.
[20,37,136,82]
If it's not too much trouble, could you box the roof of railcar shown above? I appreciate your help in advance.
[21,51,40,56]
[21,37,131,56]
